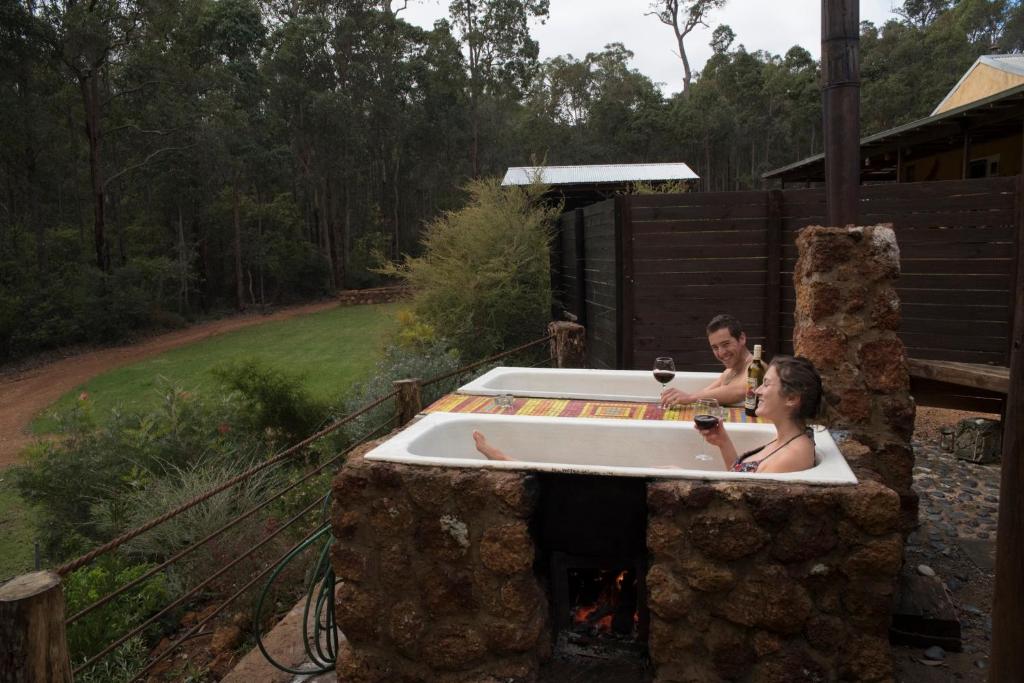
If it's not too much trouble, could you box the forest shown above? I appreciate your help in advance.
[2,0,1022,360]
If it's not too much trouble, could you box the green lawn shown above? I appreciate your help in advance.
[0,476,36,580]
[32,303,402,434]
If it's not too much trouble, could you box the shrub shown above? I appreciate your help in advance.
[12,384,268,561]
[63,555,171,666]
[93,459,282,585]
[382,178,558,360]
[212,359,330,446]
[340,338,462,440]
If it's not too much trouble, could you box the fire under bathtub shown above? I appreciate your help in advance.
[365,412,858,485]
[458,367,729,404]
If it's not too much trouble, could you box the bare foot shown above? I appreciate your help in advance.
[472,430,511,461]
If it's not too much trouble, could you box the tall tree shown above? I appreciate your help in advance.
[447,0,549,176]
[646,0,726,94]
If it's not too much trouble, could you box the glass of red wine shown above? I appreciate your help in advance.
[653,357,676,398]
[692,398,722,461]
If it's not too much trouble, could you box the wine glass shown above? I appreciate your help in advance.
[653,357,676,398]
[692,398,722,462]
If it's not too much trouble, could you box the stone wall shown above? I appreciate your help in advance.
[793,225,917,529]
[331,443,549,683]
[646,478,902,683]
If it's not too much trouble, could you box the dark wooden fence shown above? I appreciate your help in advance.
[552,177,1020,372]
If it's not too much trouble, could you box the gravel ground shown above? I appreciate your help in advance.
[892,406,1001,682]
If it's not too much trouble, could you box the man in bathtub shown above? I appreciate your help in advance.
[659,313,752,408]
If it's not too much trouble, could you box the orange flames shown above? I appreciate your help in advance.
[571,569,634,635]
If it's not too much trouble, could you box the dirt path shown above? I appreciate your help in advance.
[0,301,340,469]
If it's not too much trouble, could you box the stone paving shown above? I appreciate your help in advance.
[908,435,1000,547]
[894,430,999,681]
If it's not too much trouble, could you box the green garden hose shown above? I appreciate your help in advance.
[253,493,337,675]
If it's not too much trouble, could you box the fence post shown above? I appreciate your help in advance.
[548,321,586,368]
[393,379,422,427]
[0,571,72,683]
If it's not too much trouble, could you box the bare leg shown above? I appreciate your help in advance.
[473,430,511,461]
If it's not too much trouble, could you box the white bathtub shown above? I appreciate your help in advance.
[459,367,727,404]
[365,413,858,485]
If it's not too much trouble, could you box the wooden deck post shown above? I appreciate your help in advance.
[0,571,72,683]
[990,179,1024,682]
[548,321,586,368]
[393,379,422,427]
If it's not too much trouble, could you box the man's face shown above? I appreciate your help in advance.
[708,328,746,370]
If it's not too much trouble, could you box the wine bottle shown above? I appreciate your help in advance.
[745,344,765,416]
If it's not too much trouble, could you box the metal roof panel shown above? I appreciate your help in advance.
[501,163,699,186]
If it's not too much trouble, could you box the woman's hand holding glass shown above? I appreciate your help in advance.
[692,398,726,460]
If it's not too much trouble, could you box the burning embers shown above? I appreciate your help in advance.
[568,567,640,639]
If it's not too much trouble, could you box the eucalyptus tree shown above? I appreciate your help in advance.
[447,0,549,176]
[646,0,727,95]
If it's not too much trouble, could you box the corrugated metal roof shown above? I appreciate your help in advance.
[501,163,699,186]
[762,81,1024,180]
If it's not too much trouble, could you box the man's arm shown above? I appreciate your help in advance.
[691,379,747,406]
[661,372,732,407]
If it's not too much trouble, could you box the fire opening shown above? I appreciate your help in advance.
[567,566,640,640]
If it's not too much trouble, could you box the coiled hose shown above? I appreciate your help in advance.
[253,493,337,675]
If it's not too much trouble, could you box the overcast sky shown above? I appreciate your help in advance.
[401,0,901,95]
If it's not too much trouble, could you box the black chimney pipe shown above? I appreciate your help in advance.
[821,0,860,227]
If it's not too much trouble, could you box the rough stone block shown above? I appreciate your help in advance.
[859,337,909,393]
[647,564,693,620]
[387,599,425,658]
[794,324,848,370]
[705,619,756,679]
[679,556,737,593]
[717,565,812,634]
[842,533,904,578]
[838,481,901,535]
[334,581,379,642]
[480,522,533,575]
[688,511,769,561]
[421,624,487,671]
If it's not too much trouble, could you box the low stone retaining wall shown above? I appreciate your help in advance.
[336,286,409,306]
[331,440,902,683]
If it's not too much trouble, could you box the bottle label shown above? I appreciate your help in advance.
[744,377,759,410]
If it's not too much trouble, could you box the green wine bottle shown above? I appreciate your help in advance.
[745,344,765,417]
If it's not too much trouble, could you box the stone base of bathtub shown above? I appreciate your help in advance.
[331,441,549,683]
[330,441,903,683]
[646,479,902,682]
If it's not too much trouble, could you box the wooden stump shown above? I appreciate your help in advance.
[393,378,422,427]
[0,571,72,683]
[548,321,586,368]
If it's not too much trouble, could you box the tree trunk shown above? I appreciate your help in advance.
[232,181,244,311]
[177,206,189,313]
[80,72,107,271]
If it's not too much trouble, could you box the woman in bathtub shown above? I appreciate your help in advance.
[700,355,823,473]
[473,355,824,472]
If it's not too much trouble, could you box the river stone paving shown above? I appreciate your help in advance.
[892,412,1000,683]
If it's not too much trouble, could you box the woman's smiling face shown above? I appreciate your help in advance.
[755,365,799,420]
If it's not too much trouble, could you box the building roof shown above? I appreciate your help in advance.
[762,81,1024,183]
[932,54,1024,115]
[501,163,699,186]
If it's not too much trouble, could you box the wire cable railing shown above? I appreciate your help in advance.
[420,333,554,389]
[47,329,562,680]
[71,413,396,677]
[56,390,398,578]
